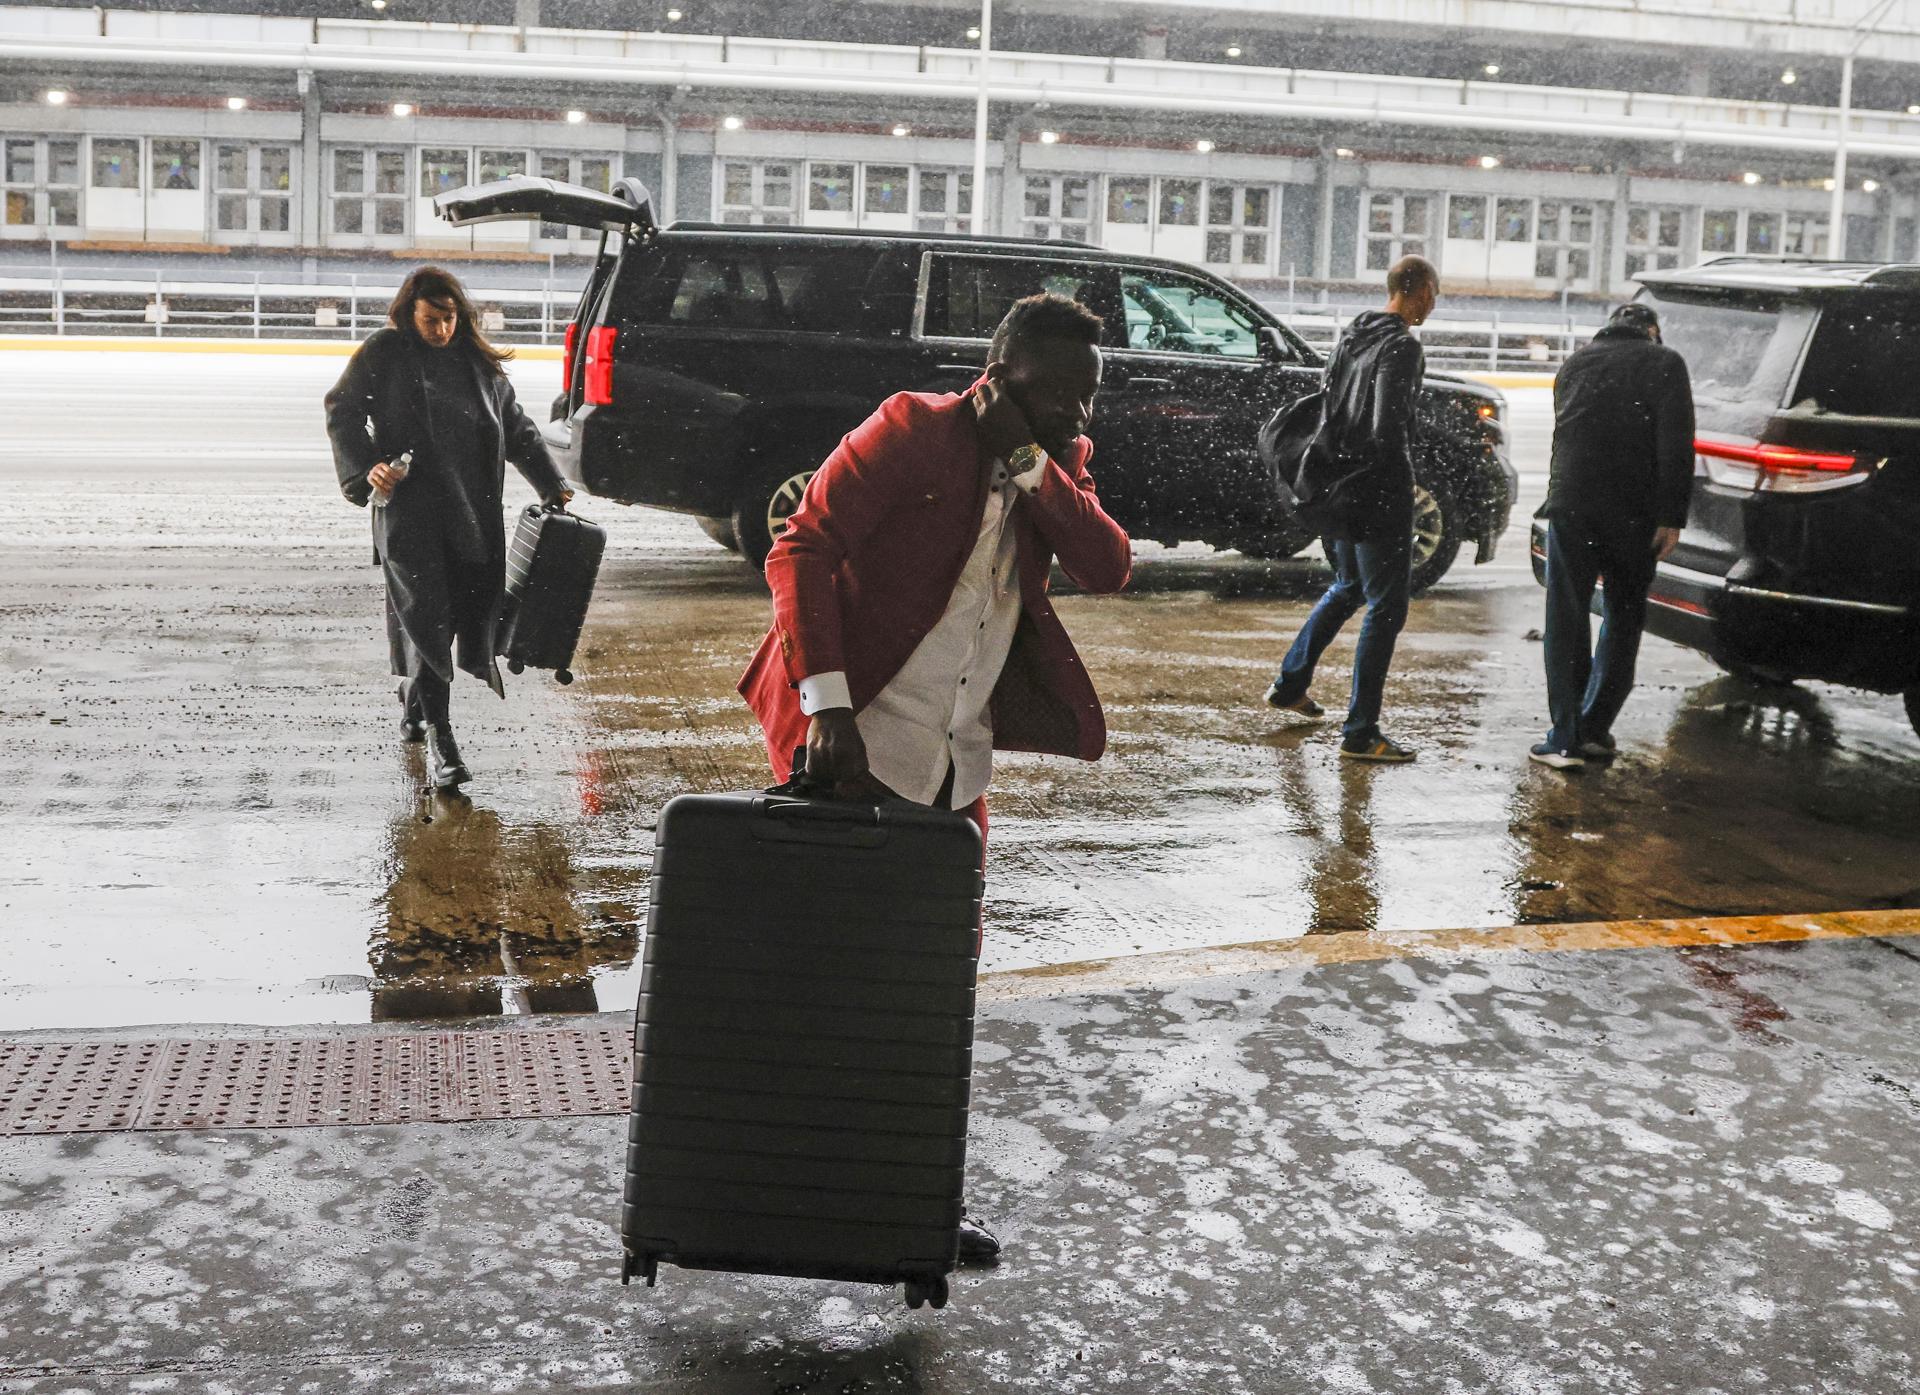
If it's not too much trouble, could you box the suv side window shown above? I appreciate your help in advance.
[1118,268,1272,359]
[918,252,1116,341]
[1792,301,1920,418]
[627,247,878,335]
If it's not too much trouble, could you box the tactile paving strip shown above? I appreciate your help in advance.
[0,1028,631,1136]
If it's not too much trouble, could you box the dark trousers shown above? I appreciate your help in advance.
[1541,514,1658,751]
[1274,531,1412,743]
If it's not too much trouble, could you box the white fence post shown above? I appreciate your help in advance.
[1487,311,1500,372]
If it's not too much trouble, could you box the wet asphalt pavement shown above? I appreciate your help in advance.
[2,349,1919,1031]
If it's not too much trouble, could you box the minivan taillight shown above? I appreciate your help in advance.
[563,322,578,392]
[583,326,616,407]
[1696,436,1871,495]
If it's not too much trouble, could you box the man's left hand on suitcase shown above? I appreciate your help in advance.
[547,487,575,508]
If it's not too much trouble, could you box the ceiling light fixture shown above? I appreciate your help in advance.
[665,7,682,19]
[722,115,743,130]
[1742,170,1761,184]
[369,0,386,9]
[1038,130,1060,144]
[1225,45,1242,58]
[966,25,980,39]
[1909,103,1920,115]
[392,101,413,118]
[892,123,911,137]
[1335,146,1355,158]
[1863,178,1880,192]
[1195,139,1214,153]
[1484,63,1500,76]
[566,109,586,123]
[1824,177,1837,191]
[227,96,248,111]
[1780,68,1797,84]
[1479,154,1500,169]
[44,89,68,106]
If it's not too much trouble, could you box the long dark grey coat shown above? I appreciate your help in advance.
[325,326,567,695]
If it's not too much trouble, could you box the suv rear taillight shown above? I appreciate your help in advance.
[583,326,616,407]
[563,322,578,392]
[1696,436,1873,495]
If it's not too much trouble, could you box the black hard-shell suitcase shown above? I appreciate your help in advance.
[497,503,605,685]
[620,777,984,1311]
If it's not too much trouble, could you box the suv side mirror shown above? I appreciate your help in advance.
[1256,326,1290,362]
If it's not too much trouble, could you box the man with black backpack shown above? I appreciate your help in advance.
[1261,256,1437,763]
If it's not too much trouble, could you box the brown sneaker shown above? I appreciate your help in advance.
[1339,734,1416,763]
[1264,681,1326,720]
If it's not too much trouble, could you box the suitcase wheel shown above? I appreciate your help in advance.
[903,1276,949,1311]
[621,1250,658,1288]
[507,659,525,675]
[556,668,574,685]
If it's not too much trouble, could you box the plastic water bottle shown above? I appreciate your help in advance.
[371,449,413,508]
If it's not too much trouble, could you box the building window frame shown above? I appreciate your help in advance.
[1022,173,1095,243]
[1362,192,1432,272]
[1,135,82,237]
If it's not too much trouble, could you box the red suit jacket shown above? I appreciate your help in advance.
[738,386,1133,780]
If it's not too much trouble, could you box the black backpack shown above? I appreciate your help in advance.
[1256,389,1335,529]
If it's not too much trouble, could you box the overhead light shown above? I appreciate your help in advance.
[392,101,413,118]
[1195,139,1214,153]
[1824,177,1837,191]
[369,0,386,9]
[1479,155,1500,169]
[1863,178,1880,192]
[1742,170,1761,184]
[1484,63,1501,76]
[44,89,68,106]
[966,25,980,39]
[665,7,682,19]
[1038,130,1059,144]
[227,95,247,111]
[892,123,911,137]
[1225,45,1242,58]
[1909,104,1920,115]
[1335,146,1355,158]
[566,109,586,124]
[722,115,743,130]
[1780,68,1797,84]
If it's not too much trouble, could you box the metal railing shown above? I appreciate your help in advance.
[0,268,1595,370]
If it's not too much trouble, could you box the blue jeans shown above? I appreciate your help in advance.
[1273,533,1412,744]
[1540,515,1657,752]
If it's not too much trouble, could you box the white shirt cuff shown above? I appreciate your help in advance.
[1009,450,1049,493]
[798,671,852,714]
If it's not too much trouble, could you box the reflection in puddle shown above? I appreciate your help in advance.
[371,790,638,1021]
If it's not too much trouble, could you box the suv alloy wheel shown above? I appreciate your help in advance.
[1406,482,1462,595]
[734,461,819,570]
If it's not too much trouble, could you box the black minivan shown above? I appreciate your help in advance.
[440,175,1514,592]
[1530,257,1920,739]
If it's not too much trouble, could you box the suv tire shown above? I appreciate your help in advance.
[695,515,740,553]
[734,459,818,570]
[1407,481,1462,595]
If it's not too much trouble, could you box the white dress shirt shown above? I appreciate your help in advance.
[797,452,1048,809]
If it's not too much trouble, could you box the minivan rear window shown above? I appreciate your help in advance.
[1791,301,1920,418]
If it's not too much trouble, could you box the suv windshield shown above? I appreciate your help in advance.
[1791,300,1920,418]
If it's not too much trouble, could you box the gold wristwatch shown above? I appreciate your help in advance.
[1008,443,1046,475]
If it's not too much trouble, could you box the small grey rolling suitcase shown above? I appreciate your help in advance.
[497,503,605,685]
[620,765,984,1311]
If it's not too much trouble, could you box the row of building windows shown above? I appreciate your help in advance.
[0,133,1868,285]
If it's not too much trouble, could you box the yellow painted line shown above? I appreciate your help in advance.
[1467,372,1556,389]
[0,335,563,361]
[978,907,1920,1003]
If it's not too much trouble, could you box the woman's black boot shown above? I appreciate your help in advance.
[427,724,471,790]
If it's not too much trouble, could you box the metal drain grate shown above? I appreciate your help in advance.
[0,1028,632,1136]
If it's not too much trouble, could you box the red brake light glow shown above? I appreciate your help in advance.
[583,326,617,406]
[563,322,578,390]
[1694,438,1858,473]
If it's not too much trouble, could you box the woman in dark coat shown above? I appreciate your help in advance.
[325,265,571,790]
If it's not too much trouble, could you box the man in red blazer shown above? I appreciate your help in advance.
[738,293,1131,1260]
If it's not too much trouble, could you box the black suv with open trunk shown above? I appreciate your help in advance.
[440,176,1514,593]
[1530,257,1920,739]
